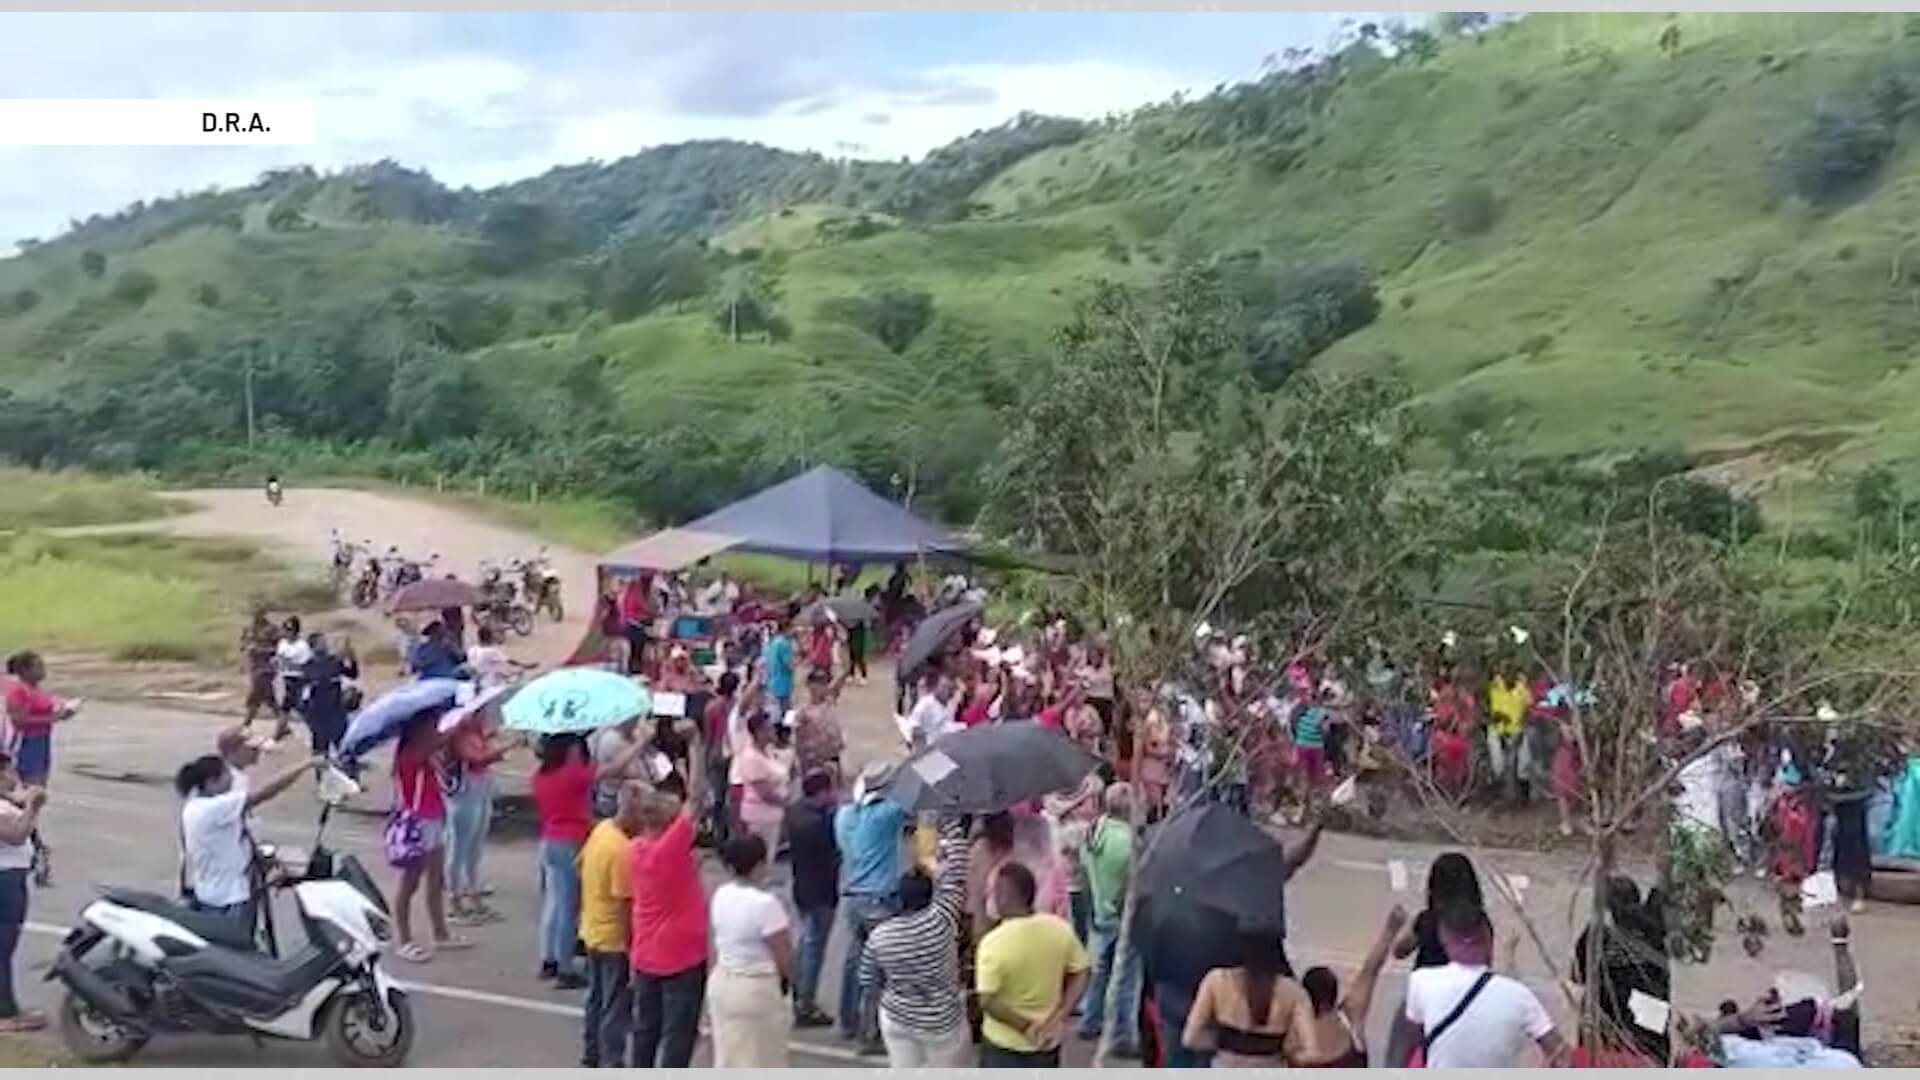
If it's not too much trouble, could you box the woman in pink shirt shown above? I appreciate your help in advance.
[390,716,470,963]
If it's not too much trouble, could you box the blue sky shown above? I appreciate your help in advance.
[0,11,1375,248]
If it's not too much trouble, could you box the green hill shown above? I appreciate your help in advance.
[6,13,1920,527]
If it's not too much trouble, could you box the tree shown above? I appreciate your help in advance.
[3,289,38,316]
[818,288,936,354]
[192,283,221,309]
[651,244,709,309]
[986,265,1451,1063]
[473,200,572,274]
[80,250,106,279]
[386,348,490,447]
[109,268,159,307]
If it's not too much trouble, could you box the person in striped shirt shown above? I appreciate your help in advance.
[858,817,971,1068]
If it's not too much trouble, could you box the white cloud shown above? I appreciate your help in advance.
[0,12,1305,249]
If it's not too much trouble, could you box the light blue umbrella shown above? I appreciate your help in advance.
[501,668,651,735]
[340,678,464,759]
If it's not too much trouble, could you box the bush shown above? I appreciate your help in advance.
[3,288,37,316]
[816,288,936,354]
[80,250,106,279]
[1780,100,1897,206]
[1444,182,1500,236]
[110,269,159,307]
[192,283,221,308]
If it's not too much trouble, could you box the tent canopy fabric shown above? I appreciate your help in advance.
[601,528,740,574]
[680,465,961,564]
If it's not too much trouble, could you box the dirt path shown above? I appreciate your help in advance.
[143,487,601,668]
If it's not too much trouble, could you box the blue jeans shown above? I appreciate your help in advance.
[538,838,582,968]
[792,902,835,1014]
[1077,920,1140,1047]
[1155,982,1211,1068]
[837,893,897,1042]
[583,950,631,1066]
[445,773,492,898]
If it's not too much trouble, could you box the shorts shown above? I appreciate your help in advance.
[13,732,50,785]
[415,818,445,852]
[1295,745,1327,785]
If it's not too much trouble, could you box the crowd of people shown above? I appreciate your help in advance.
[0,549,1910,1068]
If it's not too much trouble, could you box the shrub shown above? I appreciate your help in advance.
[80,250,106,279]
[817,288,936,354]
[3,288,38,316]
[110,268,159,307]
[1779,100,1897,206]
[192,283,220,308]
[1444,181,1500,236]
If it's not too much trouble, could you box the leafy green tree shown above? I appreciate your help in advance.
[192,283,221,308]
[473,201,573,274]
[818,288,936,354]
[386,349,490,446]
[80,250,106,279]
[110,268,159,307]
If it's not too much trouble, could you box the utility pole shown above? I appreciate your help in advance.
[244,346,257,451]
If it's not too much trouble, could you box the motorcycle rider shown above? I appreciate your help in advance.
[265,474,283,505]
[176,752,322,941]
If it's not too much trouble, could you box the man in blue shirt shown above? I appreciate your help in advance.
[764,623,797,717]
[407,622,465,681]
[833,760,907,1054]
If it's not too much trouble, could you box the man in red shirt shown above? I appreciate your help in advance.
[627,723,707,1067]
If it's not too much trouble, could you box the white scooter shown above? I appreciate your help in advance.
[47,768,413,1066]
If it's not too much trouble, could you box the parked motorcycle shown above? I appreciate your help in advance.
[516,551,563,623]
[47,770,412,1067]
[349,558,381,609]
[477,567,534,638]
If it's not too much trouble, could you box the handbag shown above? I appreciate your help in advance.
[384,761,432,869]
[1408,970,1494,1067]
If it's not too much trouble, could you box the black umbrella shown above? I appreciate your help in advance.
[897,600,983,678]
[801,595,878,627]
[880,719,1101,814]
[1135,802,1291,930]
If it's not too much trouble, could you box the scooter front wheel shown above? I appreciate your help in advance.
[324,985,413,1068]
[58,990,147,1064]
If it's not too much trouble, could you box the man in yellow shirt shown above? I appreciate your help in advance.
[975,861,1089,1067]
[578,781,642,1067]
[1486,667,1533,801]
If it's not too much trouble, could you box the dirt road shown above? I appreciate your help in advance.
[149,487,602,667]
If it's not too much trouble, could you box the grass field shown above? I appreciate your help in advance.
[0,466,184,529]
[0,531,331,663]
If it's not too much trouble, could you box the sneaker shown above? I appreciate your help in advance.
[539,961,558,981]
[794,1006,833,1029]
[1849,898,1867,914]
[555,972,588,991]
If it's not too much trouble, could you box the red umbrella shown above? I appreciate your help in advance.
[385,577,484,613]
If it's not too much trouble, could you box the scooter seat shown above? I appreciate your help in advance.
[98,888,258,952]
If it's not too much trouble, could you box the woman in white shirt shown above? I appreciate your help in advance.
[0,751,47,1031]
[708,834,794,1066]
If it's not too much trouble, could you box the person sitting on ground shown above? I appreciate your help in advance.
[1706,914,1865,1068]
[1297,904,1407,1067]
[1181,928,1316,1067]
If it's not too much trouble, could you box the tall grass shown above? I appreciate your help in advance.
[0,466,184,529]
[0,534,218,660]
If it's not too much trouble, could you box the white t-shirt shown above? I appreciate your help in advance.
[1674,754,1722,835]
[0,802,31,871]
[469,645,512,689]
[1405,963,1555,1068]
[182,790,253,906]
[907,694,956,745]
[275,638,313,677]
[709,880,789,975]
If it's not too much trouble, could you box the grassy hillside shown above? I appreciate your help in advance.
[6,14,1920,528]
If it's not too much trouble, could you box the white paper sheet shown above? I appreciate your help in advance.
[912,749,958,785]
[651,691,687,718]
[1802,870,1839,909]
[1627,990,1671,1033]
[1388,859,1410,893]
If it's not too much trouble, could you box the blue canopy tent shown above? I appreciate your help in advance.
[601,465,963,572]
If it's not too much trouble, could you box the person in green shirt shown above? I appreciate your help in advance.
[1075,782,1142,1055]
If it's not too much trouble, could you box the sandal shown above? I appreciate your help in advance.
[396,942,432,963]
[0,1011,47,1033]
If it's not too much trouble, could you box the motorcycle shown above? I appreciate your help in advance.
[47,770,413,1067]
[516,551,564,623]
[478,565,534,638]
[265,480,284,508]
[329,534,357,594]
[349,558,382,610]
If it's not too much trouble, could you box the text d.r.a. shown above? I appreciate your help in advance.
[202,111,270,133]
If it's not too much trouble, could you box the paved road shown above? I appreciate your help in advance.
[24,488,1919,1065]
